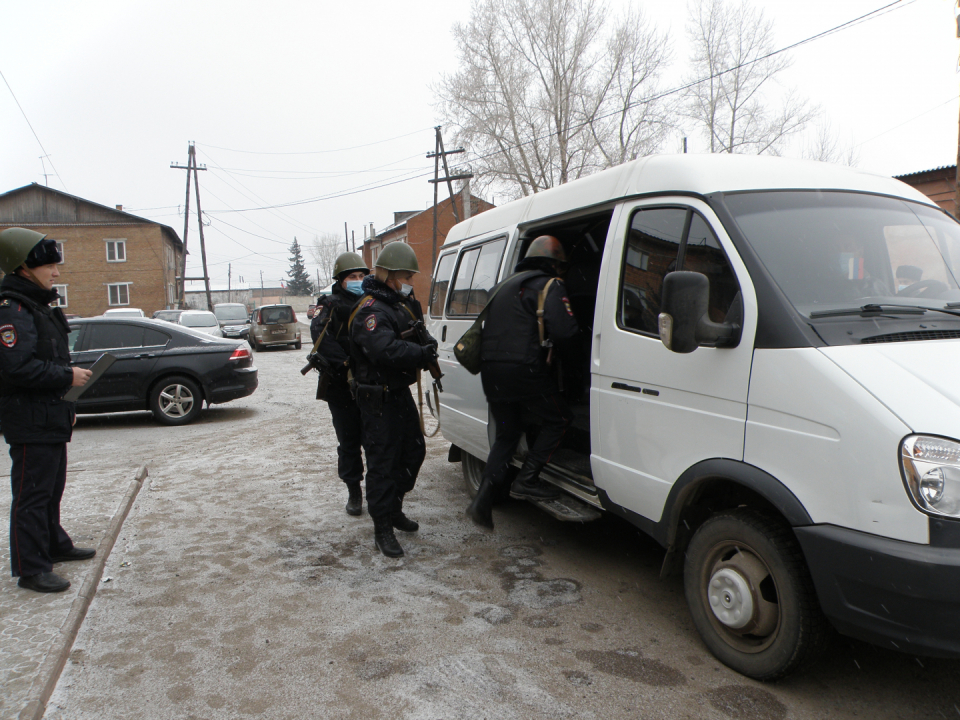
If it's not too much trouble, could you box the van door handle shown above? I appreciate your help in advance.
[442,325,447,342]
[134,353,156,359]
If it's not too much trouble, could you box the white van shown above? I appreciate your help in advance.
[426,154,960,680]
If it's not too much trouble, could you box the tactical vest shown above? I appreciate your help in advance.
[480,271,552,367]
[351,297,420,390]
[0,289,71,399]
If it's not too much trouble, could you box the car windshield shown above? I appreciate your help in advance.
[723,191,960,317]
[181,313,218,328]
[215,307,248,322]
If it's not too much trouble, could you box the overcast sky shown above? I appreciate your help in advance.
[2,0,958,292]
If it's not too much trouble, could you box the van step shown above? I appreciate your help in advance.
[529,493,603,523]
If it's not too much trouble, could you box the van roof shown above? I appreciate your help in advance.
[442,154,935,248]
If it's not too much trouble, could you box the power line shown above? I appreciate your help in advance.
[1,67,67,191]
[197,126,433,155]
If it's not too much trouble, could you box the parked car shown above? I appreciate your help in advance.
[153,309,185,323]
[68,317,257,425]
[103,308,145,318]
[429,153,960,680]
[178,310,223,338]
[306,304,317,319]
[213,303,251,339]
[248,304,301,351]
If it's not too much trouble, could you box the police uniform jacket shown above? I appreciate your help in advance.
[311,284,360,401]
[480,262,579,402]
[349,276,433,391]
[0,274,75,444]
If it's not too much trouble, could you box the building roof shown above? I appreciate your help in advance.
[0,183,183,250]
[894,165,956,183]
[368,195,489,245]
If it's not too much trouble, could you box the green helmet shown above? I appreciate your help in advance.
[525,235,567,263]
[333,252,369,280]
[375,242,419,273]
[0,227,46,274]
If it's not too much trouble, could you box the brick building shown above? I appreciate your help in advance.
[361,192,494,301]
[895,165,957,217]
[0,183,183,317]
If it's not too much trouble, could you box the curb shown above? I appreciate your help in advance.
[18,464,148,720]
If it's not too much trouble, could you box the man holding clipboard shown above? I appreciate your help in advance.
[0,228,95,593]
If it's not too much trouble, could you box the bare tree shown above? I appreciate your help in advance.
[683,0,817,155]
[802,120,861,167]
[307,232,344,289]
[436,0,671,200]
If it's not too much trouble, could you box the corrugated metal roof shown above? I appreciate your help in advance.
[894,165,956,181]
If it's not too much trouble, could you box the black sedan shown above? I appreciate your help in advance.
[68,317,258,425]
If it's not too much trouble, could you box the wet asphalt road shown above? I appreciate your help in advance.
[38,344,960,719]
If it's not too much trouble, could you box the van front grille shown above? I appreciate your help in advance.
[862,330,960,344]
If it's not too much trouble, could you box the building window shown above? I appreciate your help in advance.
[105,239,126,262]
[52,285,68,307]
[54,241,65,264]
[108,283,131,306]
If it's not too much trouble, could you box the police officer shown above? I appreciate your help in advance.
[349,242,436,558]
[310,252,369,516]
[466,235,580,529]
[0,228,95,593]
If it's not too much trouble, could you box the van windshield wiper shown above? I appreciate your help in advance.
[808,304,928,318]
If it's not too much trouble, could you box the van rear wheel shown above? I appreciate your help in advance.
[683,508,829,681]
[461,451,514,504]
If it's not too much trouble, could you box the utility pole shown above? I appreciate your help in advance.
[426,126,473,272]
[260,270,264,305]
[344,222,349,252]
[228,263,232,303]
[170,142,209,309]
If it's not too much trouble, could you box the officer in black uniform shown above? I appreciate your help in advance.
[0,228,95,593]
[349,242,437,558]
[466,235,580,529]
[310,252,369,516]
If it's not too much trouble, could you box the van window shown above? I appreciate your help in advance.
[430,253,457,317]
[619,208,686,334]
[261,306,294,324]
[448,237,506,316]
[682,213,741,323]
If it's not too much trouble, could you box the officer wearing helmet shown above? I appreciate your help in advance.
[0,228,94,593]
[310,252,369,516]
[465,235,579,530]
[349,242,437,557]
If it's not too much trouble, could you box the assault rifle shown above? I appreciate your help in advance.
[401,319,443,392]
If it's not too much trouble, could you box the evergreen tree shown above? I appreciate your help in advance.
[286,237,314,296]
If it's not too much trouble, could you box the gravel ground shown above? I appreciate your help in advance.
[3,341,953,719]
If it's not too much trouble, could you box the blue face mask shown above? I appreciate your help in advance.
[345,280,364,296]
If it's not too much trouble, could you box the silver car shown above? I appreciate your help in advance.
[178,310,224,338]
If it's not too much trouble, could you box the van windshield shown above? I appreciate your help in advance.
[724,191,960,317]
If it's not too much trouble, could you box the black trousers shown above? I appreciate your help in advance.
[482,393,572,489]
[327,395,364,487]
[359,388,425,520]
[9,443,73,577]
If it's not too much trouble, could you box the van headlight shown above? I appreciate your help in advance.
[901,435,960,517]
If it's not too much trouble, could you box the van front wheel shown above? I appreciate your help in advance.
[462,452,485,499]
[683,509,829,681]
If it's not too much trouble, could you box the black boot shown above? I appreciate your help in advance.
[345,484,363,516]
[373,516,404,558]
[509,465,560,501]
[465,478,496,529]
[391,497,419,532]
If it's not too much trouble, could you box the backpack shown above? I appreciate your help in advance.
[453,271,554,375]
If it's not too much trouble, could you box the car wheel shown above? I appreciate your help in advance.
[461,451,513,504]
[149,375,203,426]
[683,508,829,681]
[294,340,302,350]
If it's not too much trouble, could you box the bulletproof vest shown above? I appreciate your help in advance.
[0,289,71,397]
[480,271,550,366]
[351,298,419,390]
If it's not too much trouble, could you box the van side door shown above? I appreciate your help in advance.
[591,200,757,522]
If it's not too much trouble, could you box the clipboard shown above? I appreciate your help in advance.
[64,353,117,402]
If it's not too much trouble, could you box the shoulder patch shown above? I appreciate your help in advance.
[0,299,9,307]
[365,315,377,331]
[361,297,376,309]
[562,296,574,316]
[0,324,17,348]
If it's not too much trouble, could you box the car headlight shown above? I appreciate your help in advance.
[900,435,960,518]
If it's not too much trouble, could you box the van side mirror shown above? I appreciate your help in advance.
[658,271,741,353]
